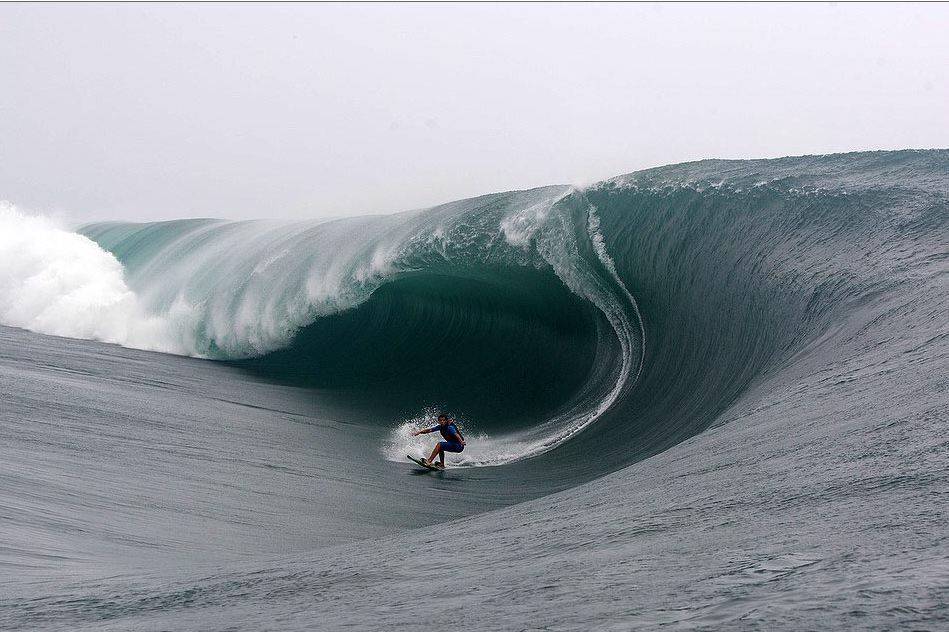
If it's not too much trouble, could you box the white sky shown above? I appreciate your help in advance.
[1,3,947,221]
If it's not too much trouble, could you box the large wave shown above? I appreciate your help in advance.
[2,186,645,465]
[2,149,945,469]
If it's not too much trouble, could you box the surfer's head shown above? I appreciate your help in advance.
[437,413,449,425]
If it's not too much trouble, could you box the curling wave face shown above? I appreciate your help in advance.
[73,185,643,466]
[2,149,946,471]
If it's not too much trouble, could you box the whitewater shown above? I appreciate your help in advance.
[1,150,946,630]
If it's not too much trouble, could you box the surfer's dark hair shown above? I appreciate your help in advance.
[437,413,448,420]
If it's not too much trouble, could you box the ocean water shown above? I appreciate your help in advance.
[0,150,946,630]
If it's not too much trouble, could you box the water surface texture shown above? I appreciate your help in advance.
[1,150,947,630]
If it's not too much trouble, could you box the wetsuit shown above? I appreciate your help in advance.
[431,422,464,453]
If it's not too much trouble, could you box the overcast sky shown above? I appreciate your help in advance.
[1,3,947,222]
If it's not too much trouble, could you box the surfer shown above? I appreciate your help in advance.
[412,413,465,468]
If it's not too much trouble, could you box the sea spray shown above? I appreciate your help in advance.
[0,203,189,353]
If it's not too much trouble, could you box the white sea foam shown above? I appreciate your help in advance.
[382,409,521,467]
[0,203,187,354]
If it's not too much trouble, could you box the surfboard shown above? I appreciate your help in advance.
[407,455,443,470]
